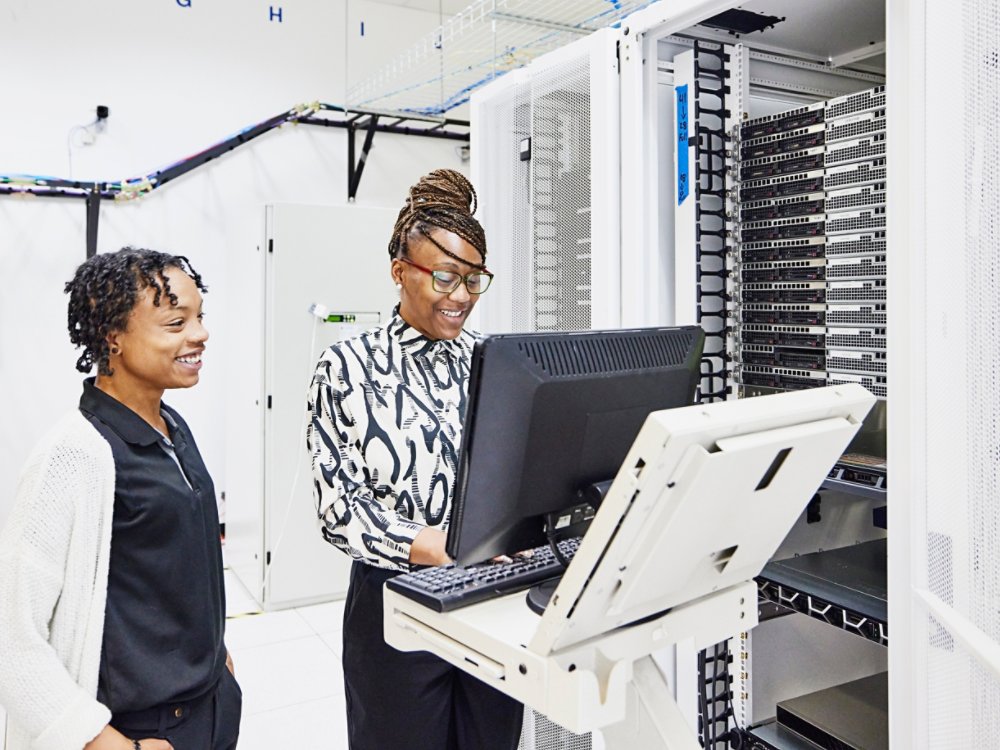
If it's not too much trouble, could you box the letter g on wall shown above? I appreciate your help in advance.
[177,0,192,7]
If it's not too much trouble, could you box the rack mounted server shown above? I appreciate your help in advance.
[733,86,888,398]
[730,86,888,493]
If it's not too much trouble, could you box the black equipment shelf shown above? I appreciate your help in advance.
[745,722,823,750]
[821,475,886,501]
[745,672,888,750]
[757,539,887,646]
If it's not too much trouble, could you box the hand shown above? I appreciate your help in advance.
[84,724,174,750]
[491,549,534,564]
[226,649,235,677]
[409,527,452,566]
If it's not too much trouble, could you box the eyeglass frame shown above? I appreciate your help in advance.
[396,257,494,295]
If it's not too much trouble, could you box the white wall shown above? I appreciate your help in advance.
[0,0,468,529]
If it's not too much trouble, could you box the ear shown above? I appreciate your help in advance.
[106,331,123,356]
[390,259,405,288]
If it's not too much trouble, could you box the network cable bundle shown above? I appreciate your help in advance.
[731,86,888,491]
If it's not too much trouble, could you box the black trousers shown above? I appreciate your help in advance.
[343,562,524,750]
[110,668,242,750]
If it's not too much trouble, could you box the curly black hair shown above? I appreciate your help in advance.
[64,247,207,376]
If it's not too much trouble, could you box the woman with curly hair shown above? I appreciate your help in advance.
[307,169,523,749]
[0,248,241,750]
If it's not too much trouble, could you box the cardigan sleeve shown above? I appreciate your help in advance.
[307,349,426,571]
[0,430,112,750]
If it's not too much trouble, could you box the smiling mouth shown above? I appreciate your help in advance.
[439,309,465,319]
[176,353,203,365]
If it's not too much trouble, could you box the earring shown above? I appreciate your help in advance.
[395,283,402,290]
[110,345,121,355]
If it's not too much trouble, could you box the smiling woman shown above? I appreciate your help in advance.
[0,248,241,750]
[306,169,524,750]
[388,168,492,340]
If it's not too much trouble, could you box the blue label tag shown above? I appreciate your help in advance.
[676,85,690,205]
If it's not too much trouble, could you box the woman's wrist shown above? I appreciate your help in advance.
[409,527,451,566]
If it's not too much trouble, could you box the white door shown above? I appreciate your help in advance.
[889,0,1000,746]
[263,203,398,608]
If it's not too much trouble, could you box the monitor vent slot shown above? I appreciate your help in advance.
[518,331,694,377]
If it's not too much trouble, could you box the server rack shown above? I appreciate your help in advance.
[730,85,891,750]
[732,86,889,499]
[474,3,894,747]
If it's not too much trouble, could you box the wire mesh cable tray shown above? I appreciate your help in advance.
[348,0,656,115]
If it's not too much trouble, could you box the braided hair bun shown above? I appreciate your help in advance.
[389,169,487,266]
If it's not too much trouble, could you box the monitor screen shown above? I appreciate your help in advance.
[446,325,705,566]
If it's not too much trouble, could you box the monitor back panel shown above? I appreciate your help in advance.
[447,326,704,566]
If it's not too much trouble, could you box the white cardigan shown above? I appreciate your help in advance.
[0,411,116,750]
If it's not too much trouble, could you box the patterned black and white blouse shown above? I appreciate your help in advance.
[306,310,477,571]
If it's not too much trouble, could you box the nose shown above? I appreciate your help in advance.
[191,316,210,344]
[448,279,472,303]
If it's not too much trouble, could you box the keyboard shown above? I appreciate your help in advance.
[386,537,582,612]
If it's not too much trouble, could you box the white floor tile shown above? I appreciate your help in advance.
[224,568,261,618]
[318,630,342,659]
[237,694,347,750]
[225,609,313,652]
[296,599,345,636]
[231,634,342,716]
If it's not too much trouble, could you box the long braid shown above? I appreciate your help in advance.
[388,169,487,267]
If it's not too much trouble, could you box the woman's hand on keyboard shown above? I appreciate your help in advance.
[490,549,535,564]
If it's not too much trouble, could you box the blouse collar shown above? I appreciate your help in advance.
[387,306,476,358]
[79,377,167,447]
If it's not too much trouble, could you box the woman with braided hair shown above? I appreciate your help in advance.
[0,248,241,750]
[307,169,524,749]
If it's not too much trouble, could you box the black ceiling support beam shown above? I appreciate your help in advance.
[347,114,380,202]
[297,116,469,141]
[85,187,101,258]
[0,186,112,199]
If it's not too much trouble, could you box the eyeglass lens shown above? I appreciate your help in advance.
[432,271,492,294]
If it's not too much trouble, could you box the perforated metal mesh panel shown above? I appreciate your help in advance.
[963,0,1000,643]
[518,710,592,750]
[920,0,1000,745]
[530,54,593,332]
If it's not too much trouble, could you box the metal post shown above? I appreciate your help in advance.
[347,123,356,202]
[85,186,101,258]
[348,115,381,201]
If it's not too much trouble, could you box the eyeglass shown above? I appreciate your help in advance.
[398,257,494,295]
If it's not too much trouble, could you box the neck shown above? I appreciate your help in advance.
[94,375,166,431]
[397,309,436,340]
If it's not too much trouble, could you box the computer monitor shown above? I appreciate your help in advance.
[446,325,705,566]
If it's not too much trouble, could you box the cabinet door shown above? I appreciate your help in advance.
[889,0,1000,746]
[264,203,398,608]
